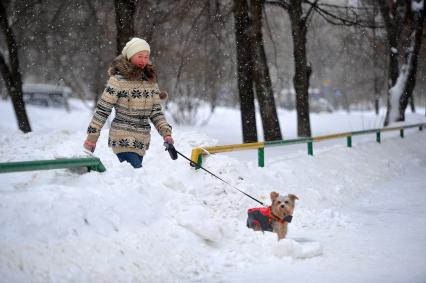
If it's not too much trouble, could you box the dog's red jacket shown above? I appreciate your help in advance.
[247,207,293,232]
[246,207,274,232]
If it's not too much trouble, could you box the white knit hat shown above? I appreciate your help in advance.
[121,38,151,59]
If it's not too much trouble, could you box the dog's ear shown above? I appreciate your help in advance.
[288,194,299,201]
[270,191,279,201]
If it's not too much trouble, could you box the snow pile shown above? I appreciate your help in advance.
[0,99,425,282]
[176,203,224,243]
[273,238,323,259]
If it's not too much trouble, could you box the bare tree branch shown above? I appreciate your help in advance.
[302,0,319,25]
[303,0,384,29]
[173,0,210,95]
[265,0,290,10]
[263,6,279,74]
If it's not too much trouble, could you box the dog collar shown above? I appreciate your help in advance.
[269,208,293,224]
[283,215,293,223]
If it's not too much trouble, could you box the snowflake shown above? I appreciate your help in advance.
[105,86,115,95]
[133,140,145,150]
[119,139,130,147]
[131,89,142,98]
[143,90,150,98]
[87,126,97,134]
[117,90,128,98]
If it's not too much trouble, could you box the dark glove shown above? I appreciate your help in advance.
[164,142,178,160]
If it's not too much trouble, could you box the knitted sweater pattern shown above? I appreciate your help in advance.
[86,59,171,156]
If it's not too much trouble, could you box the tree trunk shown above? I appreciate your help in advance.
[288,0,311,137]
[0,2,31,133]
[379,0,405,126]
[372,14,380,116]
[114,0,137,55]
[409,95,415,112]
[380,0,425,125]
[250,0,282,141]
[398,1,425,121]
[233,0,258,143]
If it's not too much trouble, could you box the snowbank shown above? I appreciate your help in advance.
[0,99,425,282]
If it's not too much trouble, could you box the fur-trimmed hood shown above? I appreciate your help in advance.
[108,55,157,82]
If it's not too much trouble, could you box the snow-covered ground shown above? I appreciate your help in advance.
[0,99,425,283]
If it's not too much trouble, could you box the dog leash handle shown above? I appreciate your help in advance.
[164,142,178,160]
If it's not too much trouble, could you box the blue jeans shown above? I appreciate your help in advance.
[116,152,143,168]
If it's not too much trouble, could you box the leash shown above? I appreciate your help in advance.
[164,143,266,206]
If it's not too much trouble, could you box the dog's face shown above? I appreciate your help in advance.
[270,192,298,219]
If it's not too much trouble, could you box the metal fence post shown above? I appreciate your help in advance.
[307,142,313,155]
[347,136,352,148]
[258,147,265,168]
[196,154,203,170]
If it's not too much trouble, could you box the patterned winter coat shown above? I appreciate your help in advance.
[86,55,172,156]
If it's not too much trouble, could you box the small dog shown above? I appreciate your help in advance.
[247,192,298,240]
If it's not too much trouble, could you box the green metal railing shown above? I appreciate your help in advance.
[0,157,106,174]
[191,122,425,168]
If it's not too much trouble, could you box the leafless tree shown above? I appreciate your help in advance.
[3,0,425,133]
[266,0,318,137]
[0,0,31,133]
[267,0,390,134]
[232,0,282,142]
[233,0,258,142]
[250,0,282,141]
[377,0,425,125]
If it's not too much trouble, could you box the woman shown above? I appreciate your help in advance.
[83,38,173,168]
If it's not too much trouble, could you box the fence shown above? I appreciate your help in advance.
[191,123,425,168]
[0,157,106,174]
